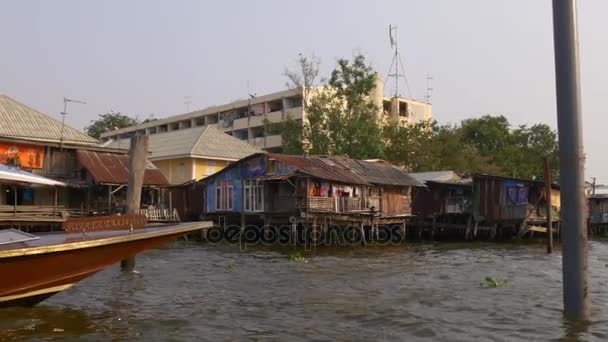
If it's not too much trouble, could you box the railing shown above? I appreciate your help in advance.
[0,205,84,221]
[308,197,335,212]
[336,197,362,213]
[305,196,370,214]
[138,208,181,222]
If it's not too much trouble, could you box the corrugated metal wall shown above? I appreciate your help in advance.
[475,177,527,222]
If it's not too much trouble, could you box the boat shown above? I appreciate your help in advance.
[0,218,211,307]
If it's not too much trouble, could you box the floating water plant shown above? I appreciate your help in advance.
[227,261,238,270]
[479,252,493,260]
[288,252,308,263]
[481,276,509,288]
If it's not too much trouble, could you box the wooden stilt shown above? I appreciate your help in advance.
[473,220,479,239]
[490,224,497,240]
[121,135,148,272]
[360,223,366,246]
[465,216,472,241]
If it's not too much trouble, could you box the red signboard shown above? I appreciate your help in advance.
[0,143,45,169]
[62,215,148,233]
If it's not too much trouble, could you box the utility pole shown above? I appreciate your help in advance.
[552,0,589,319]
[60,97,86,150]
[121,134,149,272]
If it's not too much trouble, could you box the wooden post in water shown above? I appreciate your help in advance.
[121,134,149,272]
[544,157,554,254]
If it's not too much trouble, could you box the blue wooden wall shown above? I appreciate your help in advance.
[204,155,297,214]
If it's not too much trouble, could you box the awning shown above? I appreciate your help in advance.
[0,164,66,186]
[76,150,169,186]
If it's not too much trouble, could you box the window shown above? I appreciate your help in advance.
[399,102,408,117]
[244,180,264,212]
[178,162,186,180]
[215,181,234,211]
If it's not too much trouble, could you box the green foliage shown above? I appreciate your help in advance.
[383,116,558,179]
[226,261,237,271]
[481,276,509,288]
[302,54,384,159]
[288,252,308,263]
[265,115,304,155]
[276,54,559,179]
[461,116,559,179]
[84,111,140,139]
[383,120,502,175]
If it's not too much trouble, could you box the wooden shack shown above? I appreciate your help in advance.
[199,153,422,229]
[165,180,206,222]
[408,171,478,239]
[588,195,608,235]
[473,174,560,238]
[412,179,473,218]
[0,94,173,226]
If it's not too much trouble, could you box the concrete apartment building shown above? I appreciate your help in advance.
[100,78,432,153]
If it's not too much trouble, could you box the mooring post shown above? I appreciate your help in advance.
[552,0,589,319]
[121,134,149,272]
[544,157,554,254]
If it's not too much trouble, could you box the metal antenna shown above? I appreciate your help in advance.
[425,74,434,104]
[60,97,86,150]
[184,96,192,112]
[386,25,412,98]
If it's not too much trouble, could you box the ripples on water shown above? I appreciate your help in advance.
[2,240,608,341]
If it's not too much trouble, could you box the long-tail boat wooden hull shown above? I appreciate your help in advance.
[0,222,210,307]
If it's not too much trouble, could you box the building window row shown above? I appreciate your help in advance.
[104,95,303,141]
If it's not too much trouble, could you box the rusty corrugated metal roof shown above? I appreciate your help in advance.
[267,154,370,185]
[328,156,423,187]
[76,150,169,186]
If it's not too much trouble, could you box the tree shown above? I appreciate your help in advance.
[274,54,383,159]
[266,114,304,155]
[461,115,511,157]
[303,54,384,159]
[266,54,323,155]
[84,111,140,139]
[383,120,501,175]
[284,54,321,96]
[460,115,559,179]
[500,123,559,179]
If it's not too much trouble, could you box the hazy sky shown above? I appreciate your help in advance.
[2,1,606,181]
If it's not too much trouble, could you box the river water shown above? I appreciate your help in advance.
[2,240,608,341]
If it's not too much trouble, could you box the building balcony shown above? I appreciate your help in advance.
[231,107,303,130]
[251,134,282,149]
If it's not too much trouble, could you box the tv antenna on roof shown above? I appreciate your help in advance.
[184,96,192,112]
[425,73,434,104]
[60,97,86,150]
[385,25,412,98]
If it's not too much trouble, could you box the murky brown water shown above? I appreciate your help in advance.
[2,240,608,341]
